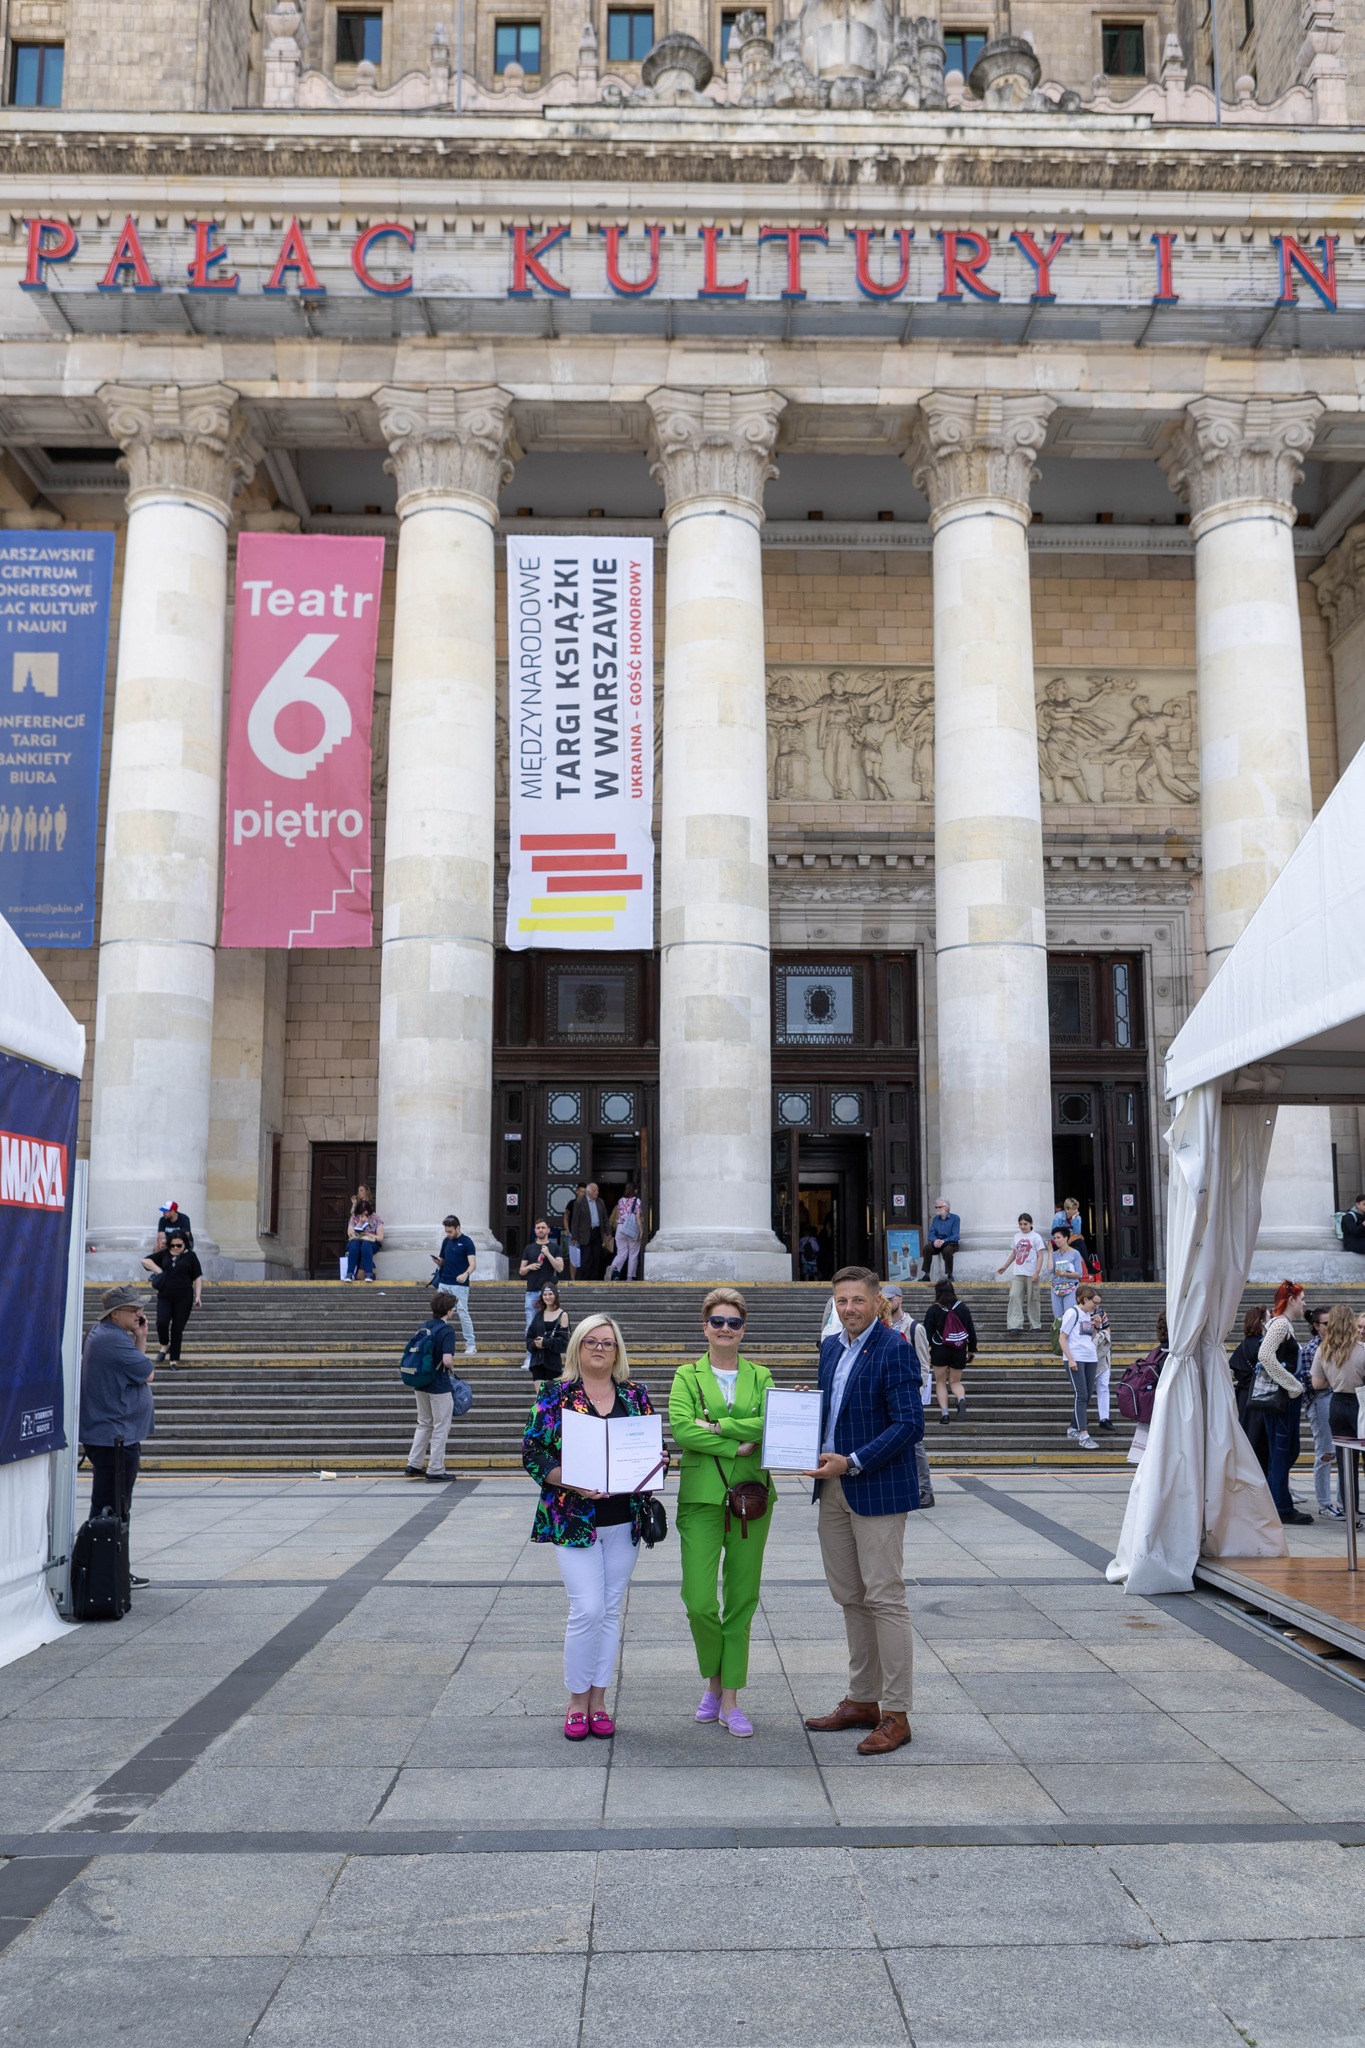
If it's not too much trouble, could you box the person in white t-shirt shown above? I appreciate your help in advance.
[1059,1286,1103,1449]
[996,1213,1046,1331]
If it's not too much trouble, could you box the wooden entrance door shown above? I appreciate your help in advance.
[308,1142,376,1278]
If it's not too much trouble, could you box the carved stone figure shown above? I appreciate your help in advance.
[1103,693,1200,804]
[1036,674,1111,804]
[765,664,929,801]
[1034,671,1199,807]
[891,675,935,798]
[732,3,947,111]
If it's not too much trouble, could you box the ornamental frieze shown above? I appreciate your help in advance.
[766,664,1199,806]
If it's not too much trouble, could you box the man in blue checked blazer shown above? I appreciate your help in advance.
[802,1265,924,1755]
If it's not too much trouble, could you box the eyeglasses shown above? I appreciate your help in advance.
[581,1336,617,1351]
[706,1316,745,1330]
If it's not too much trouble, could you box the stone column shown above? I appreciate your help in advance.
[1312,519,1365,773]
[206,950,290,1277]
[643,388,791,1281]
[86,384,259,1280]
[906,392,1056,1277]
[372,386,517,1281]
[1162,395,1338,1277]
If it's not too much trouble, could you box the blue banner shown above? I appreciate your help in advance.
[0,1049,78,1467]
[0,533,114,947]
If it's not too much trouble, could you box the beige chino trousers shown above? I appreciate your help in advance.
[816,1481,914,1715]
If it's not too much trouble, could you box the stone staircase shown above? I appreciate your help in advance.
[85,1279,1364,1476]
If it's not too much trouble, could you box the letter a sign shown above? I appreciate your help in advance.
[221,534,384,948]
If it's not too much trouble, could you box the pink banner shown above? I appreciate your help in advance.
[221,534,385,948]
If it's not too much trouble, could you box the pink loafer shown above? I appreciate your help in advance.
[720,1708,754,1738]
[563,1712,590,1741]
[588,1711,615,1739]
[695,1689,722,1724]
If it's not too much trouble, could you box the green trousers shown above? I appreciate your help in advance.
[676,1496,772,1690]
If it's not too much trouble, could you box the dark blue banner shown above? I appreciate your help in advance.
[0,533,114,947]
[0,1049,78,1467]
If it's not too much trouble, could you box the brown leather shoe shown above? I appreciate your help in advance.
[804,1697,881,1732]
[856,1712,912,1756]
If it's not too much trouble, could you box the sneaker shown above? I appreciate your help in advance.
[1096,1419,1115,1432]
[1066,1426,1079,1441]
[130,1573,150,1588]
[939,1411,951,1426]
[1320,1504,1346,1520]
[1077,1433,1101,1449]
[464,1344,477,1357]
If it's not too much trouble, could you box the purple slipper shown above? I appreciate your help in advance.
[695,1689,722,1724]
[720,1707,754,1738]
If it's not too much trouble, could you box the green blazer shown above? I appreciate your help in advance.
[669,1354,776,1507]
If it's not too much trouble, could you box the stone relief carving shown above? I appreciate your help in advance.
[767,666,933,801]
[765,664,1199,806]
[1037,671,1199,806]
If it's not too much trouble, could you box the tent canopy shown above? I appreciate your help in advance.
[0,914,84,1077]
[1164,745,1365,1105]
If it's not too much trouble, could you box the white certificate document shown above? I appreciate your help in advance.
[560,1410,664,1492]
[761,1388,823,1472]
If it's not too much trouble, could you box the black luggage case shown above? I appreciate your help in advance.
[70,1437,131,1621]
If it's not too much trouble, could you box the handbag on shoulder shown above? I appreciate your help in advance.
[1248,1366,1291,1415]
[724,1480,771,1538]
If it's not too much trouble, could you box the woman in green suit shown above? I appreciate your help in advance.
[669,1286,775,1738]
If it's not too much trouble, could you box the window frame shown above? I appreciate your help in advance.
[941,25,989,80]
[334,7,384,69]
[606,8,657,64]
[9,41,64,107]
[494,19,544,74]
[1099,18,1148,79]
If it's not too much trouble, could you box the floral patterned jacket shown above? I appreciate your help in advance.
[522,1375,657,1548]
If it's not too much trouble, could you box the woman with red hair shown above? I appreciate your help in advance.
[1252,1281,1311,1525]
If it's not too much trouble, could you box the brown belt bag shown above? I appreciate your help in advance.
[724,1480,771,1538]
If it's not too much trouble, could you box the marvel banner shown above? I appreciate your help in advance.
[505,537,654,952]
[0,532,114,947]
[221,534,384,949]
[0,1049,78,1466]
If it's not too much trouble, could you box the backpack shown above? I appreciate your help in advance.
[1116,1347,1165,1425]
[400,1321,447,1392]
[941,1305,969,1349]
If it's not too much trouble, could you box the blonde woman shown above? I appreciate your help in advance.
[1311,1303,1365,1522]
[668,1288,775,1738]
[522,1314,661,1740]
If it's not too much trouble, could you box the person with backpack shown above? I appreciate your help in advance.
[1059,1285,1104,1449]
[607,1183,644,1280]
[401,1291,463,1482]
[1120,1313,1169,1465]
[923,1279,977,1424]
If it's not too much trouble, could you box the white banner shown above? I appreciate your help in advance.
[505,537,654,952]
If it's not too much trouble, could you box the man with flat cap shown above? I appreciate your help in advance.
[79,1286,155,1586]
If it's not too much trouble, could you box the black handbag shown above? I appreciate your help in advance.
[638,1496,668,1548]
[1248,1367,1290,1416]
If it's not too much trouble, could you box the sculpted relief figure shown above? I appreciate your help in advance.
[1036,672,1199,806]
[766,665,930,801]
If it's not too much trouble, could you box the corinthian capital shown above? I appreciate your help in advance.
[1160,397,1323,535]
[1311,519,1365,643]
[375,386,519,516]
[98,382,260,515]
[906,392,1056,526]
[645,388,785,521]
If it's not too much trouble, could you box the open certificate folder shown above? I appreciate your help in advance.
[760,1389,824,1473]
[560,1410,666,1494]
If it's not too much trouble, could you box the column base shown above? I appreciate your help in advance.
[375,1225,508,1284]
[643,1229,792,1284]
[84,1229,233,1283]
[1248,1226,1350,1284]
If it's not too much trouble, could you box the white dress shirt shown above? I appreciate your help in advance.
[823,1318,875,1466]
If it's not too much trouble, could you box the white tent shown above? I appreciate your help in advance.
[0,912,84,1668]
[1111,741,1365,1595]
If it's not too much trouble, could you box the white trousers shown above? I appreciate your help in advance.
[1096,1363,1111,1422]
[408,1390,453,1474]
[609,1236,640,1278]
[555,1523,639,1694]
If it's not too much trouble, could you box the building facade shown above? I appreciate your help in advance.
[4,0,1365,1282]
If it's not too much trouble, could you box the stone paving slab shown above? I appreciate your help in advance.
[3,1472,1365,2046]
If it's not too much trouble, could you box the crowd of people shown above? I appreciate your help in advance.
[1229,1282,1365,1526]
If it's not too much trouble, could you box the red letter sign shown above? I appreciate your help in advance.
[265,220,326,296]
[351,223,414,295]
[508,225,570,297]
[603,225,662,296]
[848,228,913,300]
[936,229,999,302]
[20,218,77,292]
[98,217,159,294]
[1275,234,1338,310]
[1150,232,1179,307]
[186,220,239,293]
[1010,230,1070,303]
[697,226,748,298]
[221,535,385,949]
[758,226,828,300]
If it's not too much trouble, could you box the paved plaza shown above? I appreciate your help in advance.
[2,1471,1364,2046]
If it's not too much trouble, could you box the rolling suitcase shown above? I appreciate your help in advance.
[70,1437,132,1621]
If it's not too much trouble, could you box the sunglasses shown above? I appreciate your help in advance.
[706,1315,745,1330]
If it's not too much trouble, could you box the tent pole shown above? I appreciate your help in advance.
[46,1157,87,1616]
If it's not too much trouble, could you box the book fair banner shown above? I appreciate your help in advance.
[221,533,384,949]
[505,537,654,952]
[0,1048,78,1466]
[0,533,114,948]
